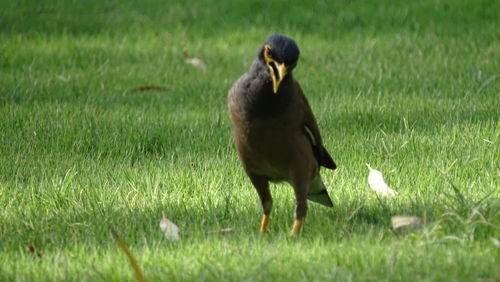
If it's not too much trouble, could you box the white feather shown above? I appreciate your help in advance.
[303,125,316,146]
[159,215,180,241]
[365,163,397,197]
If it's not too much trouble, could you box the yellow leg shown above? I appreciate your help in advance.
[290,219,303,236]
[260,214,269,233]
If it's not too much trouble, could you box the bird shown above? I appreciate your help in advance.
[228,34,337,235]
[365,163,397,197]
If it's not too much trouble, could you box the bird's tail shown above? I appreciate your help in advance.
[307,174,333,207]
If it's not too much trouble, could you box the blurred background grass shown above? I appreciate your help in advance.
[0,0,499,281]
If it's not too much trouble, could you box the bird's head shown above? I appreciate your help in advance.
[258,34,300,94]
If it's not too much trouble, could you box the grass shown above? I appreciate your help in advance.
[1,0,499,280]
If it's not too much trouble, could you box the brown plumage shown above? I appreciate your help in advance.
[228,35,337,235]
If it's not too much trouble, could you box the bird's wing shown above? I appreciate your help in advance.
[295,81,337,170]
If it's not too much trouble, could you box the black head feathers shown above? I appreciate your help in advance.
[258,34,300,68]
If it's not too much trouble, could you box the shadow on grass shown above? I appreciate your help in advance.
[1,186,430,253]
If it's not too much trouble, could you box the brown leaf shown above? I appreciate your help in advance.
[111,228,146,282]
[93,108,102,116]
[26,244,43,258]
[128,85,169,92]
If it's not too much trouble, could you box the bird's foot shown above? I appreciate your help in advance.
[290,219,302,236]
[260,214,269,233]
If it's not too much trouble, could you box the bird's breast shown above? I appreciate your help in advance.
[238,117,304,179]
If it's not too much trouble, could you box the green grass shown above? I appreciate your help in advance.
[1,0,499,281]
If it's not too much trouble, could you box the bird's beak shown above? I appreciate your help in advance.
[264,45,287,94]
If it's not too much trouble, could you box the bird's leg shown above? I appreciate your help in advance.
[249,175,272,233]
[291,218,303,235]
[260,214,269,233]
[291,181,308,236]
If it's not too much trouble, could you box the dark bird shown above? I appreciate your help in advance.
[228,34,337,235]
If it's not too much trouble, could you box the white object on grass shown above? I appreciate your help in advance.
[182,51,207,72]
[365,163,397,197]
[391,216,422,231]
[159,214,180,241]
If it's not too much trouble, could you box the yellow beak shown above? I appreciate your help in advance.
[263,45,288,94]
[268,62,287,94]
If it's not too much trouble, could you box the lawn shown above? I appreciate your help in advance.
[0,0,499,281]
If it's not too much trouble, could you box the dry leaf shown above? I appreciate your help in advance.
[366,163,397,197]
[128,85,168,92]
[391,216,423,231]
[23,8,60,16]
[26,244,43,258]
[111,228,146,282]
[182,51,207,72]
[219,227,233,234]
[490,237,500,247]
[208,227,234,234]
[160,213,180,241]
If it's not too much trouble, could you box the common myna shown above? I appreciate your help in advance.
[228,34,337,235]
